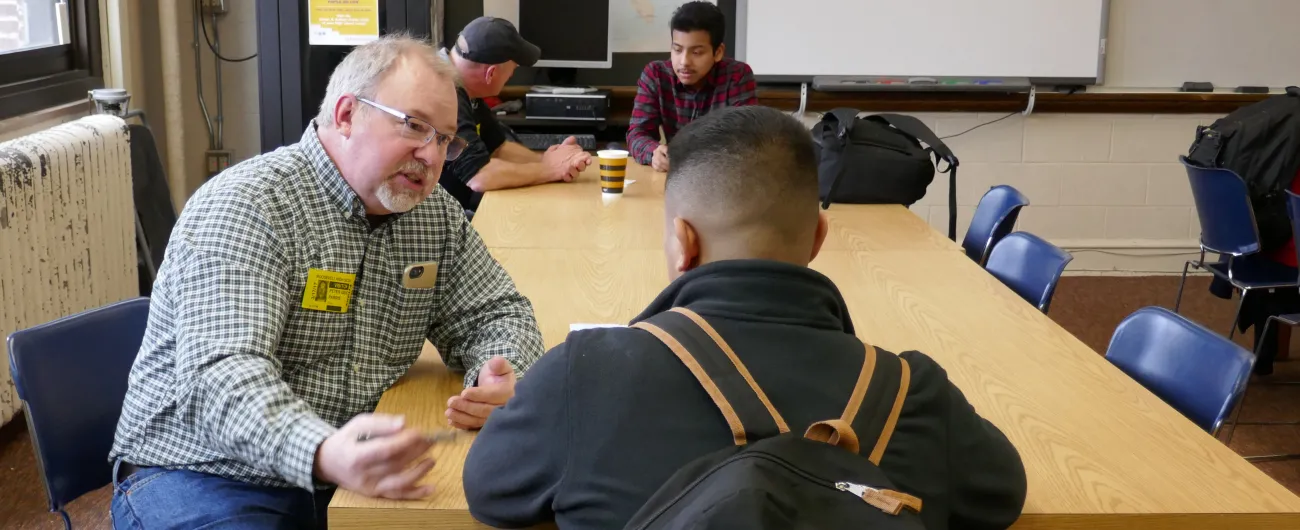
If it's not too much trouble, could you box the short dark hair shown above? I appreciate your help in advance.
[670,1,726,50]
[665,106,820,250]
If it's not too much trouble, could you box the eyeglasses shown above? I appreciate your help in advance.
[357,97,468,161]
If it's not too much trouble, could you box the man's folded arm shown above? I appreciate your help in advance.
[628,66,664,165]
[493,141,542,164]
[468,158,555,192]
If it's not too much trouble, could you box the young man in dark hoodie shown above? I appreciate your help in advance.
[462,106,1028,529]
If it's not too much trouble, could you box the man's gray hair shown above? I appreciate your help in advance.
[315,32,460,126]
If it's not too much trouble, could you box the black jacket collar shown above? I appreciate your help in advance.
[631,259,855,334]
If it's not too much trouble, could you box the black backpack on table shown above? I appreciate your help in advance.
[622,307,924,530]
[812,108,960,240]
[1186,86,1300,252]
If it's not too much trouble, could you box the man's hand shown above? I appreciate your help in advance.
[651,144,670,172]
[314,413,436,500]
[541,143,591,183]
[546,137,578,154]
[446,356,517,430]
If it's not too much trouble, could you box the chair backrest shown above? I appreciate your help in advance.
[1104,306,1254,434]
[962,185,1030,266]
[128,123,177,297]
[7,297,150,512]
[1182,155,1261,256]
[984,232,1073,313]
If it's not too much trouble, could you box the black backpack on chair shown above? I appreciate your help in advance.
[812,108,960,240]
[622,307,924,530]
[1186,86,1300,253]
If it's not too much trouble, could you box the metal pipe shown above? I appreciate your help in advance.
[159,0,189,209]
[192,0,215,150]
[211,9,224,150]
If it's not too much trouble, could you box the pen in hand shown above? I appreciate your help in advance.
[356,429,459,444]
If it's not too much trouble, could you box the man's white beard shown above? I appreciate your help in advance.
[376,179,425,213]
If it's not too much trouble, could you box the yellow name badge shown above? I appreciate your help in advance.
[302,268,356,313]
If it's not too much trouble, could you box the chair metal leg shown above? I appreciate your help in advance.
[1246,453,1300,463]
[1174,260,1192,313]
[1229,289,1247,339]
[136,214,157,284]
[1223,383,1249,446]
[1224,328,1300,461]
[1251,317,1300,386]
[1222,383,1300,463]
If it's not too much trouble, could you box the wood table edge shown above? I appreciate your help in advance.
[1011,512,1300,529]
[328,506,558,529]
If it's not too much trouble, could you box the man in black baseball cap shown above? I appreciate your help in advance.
[438,17,591,213]
[456,16,541,67]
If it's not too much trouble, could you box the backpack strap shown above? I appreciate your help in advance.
[874,113,961,241]
[805,344,912,465]
[632,308,789,445]
[867,353,911,464]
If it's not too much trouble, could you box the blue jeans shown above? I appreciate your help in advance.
[110,459,334,529]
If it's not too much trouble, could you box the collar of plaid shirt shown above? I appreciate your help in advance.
[107,124,543,491]
[308,126,368,218]
[671,59,727,93]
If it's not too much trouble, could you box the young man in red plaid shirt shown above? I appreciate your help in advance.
[627,1,757,172]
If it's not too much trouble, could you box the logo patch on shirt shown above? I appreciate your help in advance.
[302,268,356,313]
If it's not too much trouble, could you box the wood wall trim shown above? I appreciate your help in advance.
[499,86,1273,114]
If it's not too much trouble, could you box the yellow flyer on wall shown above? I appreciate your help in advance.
[308,0,380,46]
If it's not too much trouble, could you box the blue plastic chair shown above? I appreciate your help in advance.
[984,232,1073,313]
[1174,156,1299,338]
[1224,188,1300,463]
[7,297,150,529]
[1104,306,1254,435]
[962,185,1030,266]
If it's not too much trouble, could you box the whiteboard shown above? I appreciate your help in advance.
[484,0,711,54]
[1103,0,1300,89]
[738,0,1108,83]
[611,0,716,53]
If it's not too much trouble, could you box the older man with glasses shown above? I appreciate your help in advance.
[106,34,544,529]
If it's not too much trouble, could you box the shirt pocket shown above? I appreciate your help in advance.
[383,285,437,368]
[277,277,353,374]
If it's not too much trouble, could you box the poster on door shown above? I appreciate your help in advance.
[308,0,380,46]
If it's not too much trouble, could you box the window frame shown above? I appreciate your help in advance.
[0,0,103,122]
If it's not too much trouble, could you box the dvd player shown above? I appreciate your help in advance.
[525,89,610,121]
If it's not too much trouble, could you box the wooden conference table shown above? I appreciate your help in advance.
[331,163,1300,528]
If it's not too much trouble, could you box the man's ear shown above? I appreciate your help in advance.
[334,94,358,138]
[810,211,829,262]
[672,217,701,274]
[713,43,726,62]
[484,64,499,86]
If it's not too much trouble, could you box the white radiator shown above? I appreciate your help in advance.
[0,115,139,427]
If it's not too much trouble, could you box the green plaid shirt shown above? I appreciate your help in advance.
[109,125,543,490]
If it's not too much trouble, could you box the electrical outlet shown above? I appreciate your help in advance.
[205,150,231,178]
[200,0,227,15]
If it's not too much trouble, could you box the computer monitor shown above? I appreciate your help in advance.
[517,0,612,69]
